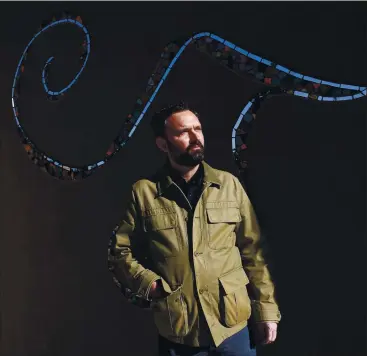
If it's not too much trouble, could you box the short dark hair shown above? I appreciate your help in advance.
[150,102,199,138]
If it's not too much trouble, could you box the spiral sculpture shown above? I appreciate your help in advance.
[12,14,366,182]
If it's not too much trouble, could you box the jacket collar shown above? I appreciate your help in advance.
[156,160,221,197]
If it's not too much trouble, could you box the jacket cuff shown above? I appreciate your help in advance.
[137,270,161,300]
[251,301,282,322]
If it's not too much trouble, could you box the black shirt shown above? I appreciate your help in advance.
[165,162,214,346]
[168,163,204,210]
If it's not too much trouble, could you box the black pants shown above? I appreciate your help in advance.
[158,326,256,356]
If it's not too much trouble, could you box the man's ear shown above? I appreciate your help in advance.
[156,136,168,153]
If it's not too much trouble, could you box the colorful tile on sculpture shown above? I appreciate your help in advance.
[11,16,366,181]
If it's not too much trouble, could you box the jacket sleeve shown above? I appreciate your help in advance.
[233,176,281,323]
[108,186,161,302]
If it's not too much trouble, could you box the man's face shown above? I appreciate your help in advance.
[161,110,205,167]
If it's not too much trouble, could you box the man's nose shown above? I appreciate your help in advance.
[189,129,199,141]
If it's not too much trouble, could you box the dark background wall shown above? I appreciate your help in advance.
[0,2,366,356]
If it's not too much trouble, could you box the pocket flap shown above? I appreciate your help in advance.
[219,268,249,295]
[143,213,177,231]
[207,207,241,224]
[160,278,173,294]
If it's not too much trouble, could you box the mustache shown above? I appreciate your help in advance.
[187,141,204,150]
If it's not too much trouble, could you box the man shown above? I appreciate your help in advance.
[108,103,281,356]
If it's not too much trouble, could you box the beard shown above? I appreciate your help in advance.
[167,140,205,167]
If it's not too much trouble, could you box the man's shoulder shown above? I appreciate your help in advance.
[130,163,240,189]
[208,165,239,184]
[131,172,160,192]
[132,176,157,189]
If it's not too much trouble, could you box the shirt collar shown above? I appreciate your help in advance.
[156,160,221,197]
[167,161,204,186]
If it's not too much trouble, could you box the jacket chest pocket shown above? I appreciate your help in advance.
[206,206,241,250]
[143,212,181,257]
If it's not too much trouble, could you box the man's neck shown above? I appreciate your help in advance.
[169,159,200,182]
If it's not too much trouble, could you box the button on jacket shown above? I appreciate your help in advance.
[108,161,281,347]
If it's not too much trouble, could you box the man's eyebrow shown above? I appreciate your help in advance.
[177,128,188,133]
[167,126,184,133]
[175,125,201,132]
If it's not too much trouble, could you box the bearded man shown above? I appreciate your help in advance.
[108,102,281,356]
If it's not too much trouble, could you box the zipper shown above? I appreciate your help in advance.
[171,181,211,248]
[172,181,192,210]
[171,181,192,248]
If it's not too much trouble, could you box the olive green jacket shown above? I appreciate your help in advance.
[108,161,281,347]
